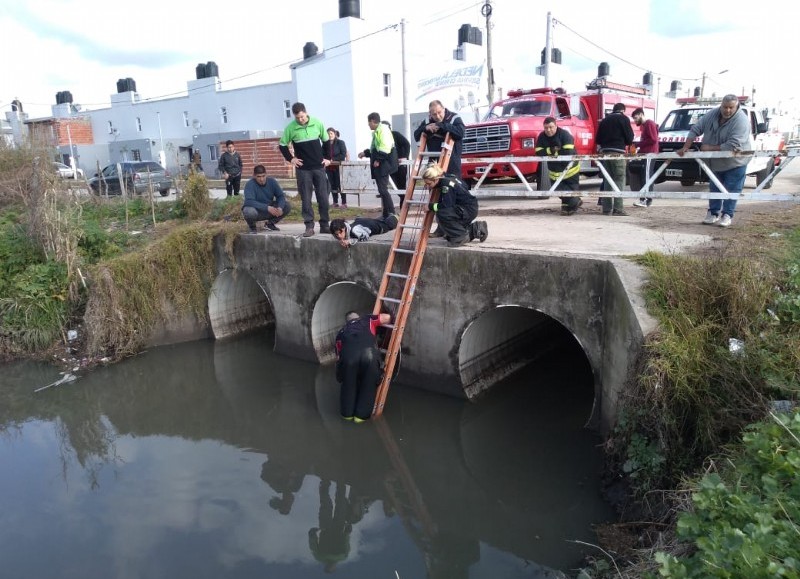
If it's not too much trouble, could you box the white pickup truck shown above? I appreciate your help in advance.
[655,96,784,188]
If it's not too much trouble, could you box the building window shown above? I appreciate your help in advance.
[183,111,190,127]
[220,107,228,124]
[136,117,142,132]
[383,73,391,97]
[108,121,114,134]
[131,149,141,161]
[283,100,291,119]
[208,144,218,162]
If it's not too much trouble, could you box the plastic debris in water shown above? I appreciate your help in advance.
[34,373,77,393]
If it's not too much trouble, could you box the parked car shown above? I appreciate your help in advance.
[88,161,173,197]
[53,162,85,179]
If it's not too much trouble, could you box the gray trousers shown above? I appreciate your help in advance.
[297,168,330,227]
[242,200,292,229]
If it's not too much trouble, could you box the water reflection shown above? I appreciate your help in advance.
[0,330,611,578]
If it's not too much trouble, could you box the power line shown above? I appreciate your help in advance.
[553,17,700,83]
[15,22,401,112]
[423,1,484,26]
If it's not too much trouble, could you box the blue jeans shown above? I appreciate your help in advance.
[708,165,746,217]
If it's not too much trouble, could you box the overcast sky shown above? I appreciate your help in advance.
[2,0,796,121]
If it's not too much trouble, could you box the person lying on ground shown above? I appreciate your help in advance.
[329,215,398,248]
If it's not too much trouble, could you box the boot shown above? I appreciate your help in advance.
[477,221,488,242]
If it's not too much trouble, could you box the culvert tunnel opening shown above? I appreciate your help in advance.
[311,282,379,364]
[208,269,274,340]
[458,306,594,419]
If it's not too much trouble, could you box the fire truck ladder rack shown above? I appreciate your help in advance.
[371,132,454,417]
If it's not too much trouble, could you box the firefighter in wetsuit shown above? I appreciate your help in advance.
[334,311,392,422]
[535,116,582,215]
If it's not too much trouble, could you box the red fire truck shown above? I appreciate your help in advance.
[461,78,657,187]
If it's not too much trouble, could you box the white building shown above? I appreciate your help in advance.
[14,1,486,178]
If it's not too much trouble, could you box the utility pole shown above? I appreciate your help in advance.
[482,1,494,105]
[401,19,411,140]
[544,11,553,87]
[700,69,728,98]
[66,124,76,179]
[156,112,166,168]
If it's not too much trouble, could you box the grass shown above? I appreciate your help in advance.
[587,227,800,578]
[83,221,240,357]
[608,237,800,495]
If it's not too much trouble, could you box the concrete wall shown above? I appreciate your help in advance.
[197,234,652,432]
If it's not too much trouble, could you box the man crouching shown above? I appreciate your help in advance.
[242,164,292,233]
[329,214,398,248]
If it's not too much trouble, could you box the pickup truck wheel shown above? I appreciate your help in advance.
[755,160,774,189]
[159,189,170,197]
[680,179,696,187]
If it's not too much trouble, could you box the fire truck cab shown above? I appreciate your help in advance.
[656,95,784,188]
[460,78,656,187]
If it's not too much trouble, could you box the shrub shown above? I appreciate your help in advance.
[179,172,212,220]
[654,411,800,578]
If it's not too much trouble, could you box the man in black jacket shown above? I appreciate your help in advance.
[414,100,464,178]
[218,140,244,196]
[595,103,634,215]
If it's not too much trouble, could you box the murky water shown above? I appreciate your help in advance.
[0,330,613,578]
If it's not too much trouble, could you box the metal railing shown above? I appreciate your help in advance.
[464,149,800,201]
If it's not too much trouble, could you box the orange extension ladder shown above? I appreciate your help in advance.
[371,132,454,417]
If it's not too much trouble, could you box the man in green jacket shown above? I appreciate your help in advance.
[279,102,331,237]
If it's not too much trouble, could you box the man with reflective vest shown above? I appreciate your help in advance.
[535,116,582,215]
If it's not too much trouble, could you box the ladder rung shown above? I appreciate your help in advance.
[399,223,423,230]
[419,151,441,157]
[381,323,396,329]
[405,199,428,205]
[385,272,409,279]
[380,297,403,304]
[393,248,417,255]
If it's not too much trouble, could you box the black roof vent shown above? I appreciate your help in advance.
[303,42,319,59]
[116,78,137,93]
[339,0,360,18]
[55,91,73,105]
